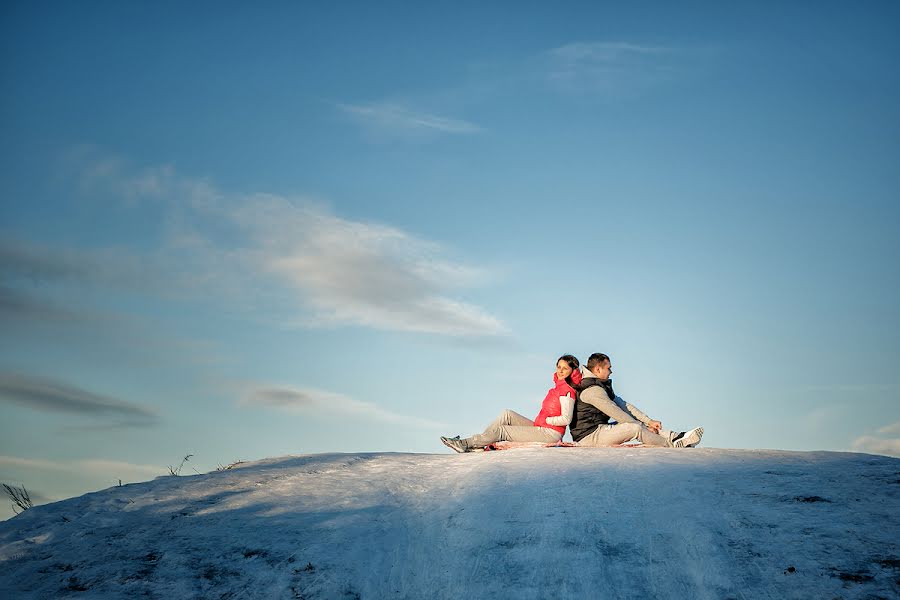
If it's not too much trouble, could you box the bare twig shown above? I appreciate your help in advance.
[2,483,34,514]
[215,460,245,472]
[167,454,194,476]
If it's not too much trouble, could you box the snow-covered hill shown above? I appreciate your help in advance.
[1,449,898,599]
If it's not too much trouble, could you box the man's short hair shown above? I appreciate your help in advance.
[586,353,610,372]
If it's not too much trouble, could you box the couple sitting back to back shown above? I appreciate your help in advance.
[440,353,703,453]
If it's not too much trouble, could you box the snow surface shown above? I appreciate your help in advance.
[1,448,898,599]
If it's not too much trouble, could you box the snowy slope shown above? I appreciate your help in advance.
[1,449,898,599]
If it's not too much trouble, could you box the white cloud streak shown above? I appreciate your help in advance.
[543,40,679,95]
[851,421,900,457]
[228,195,504,336]
[549,41,668,62]
[851,435,900,458]
[338,102,481,135]
[65,154,506,338]
[0,456,61,471]
[76,459,163,478]
[240,385,447,429]
[877,422,900,435]
[0,455,163,478]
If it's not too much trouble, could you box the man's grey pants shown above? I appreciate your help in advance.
[465,409,562,449]
[576,422,677,447]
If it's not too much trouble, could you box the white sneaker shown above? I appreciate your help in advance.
[440,436,469,453]
[672,427,704,448]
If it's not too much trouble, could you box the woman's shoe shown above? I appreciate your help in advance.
[440,436,469,453]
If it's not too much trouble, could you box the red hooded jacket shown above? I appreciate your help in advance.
[533,368,582,435]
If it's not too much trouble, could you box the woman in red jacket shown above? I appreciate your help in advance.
[440,355,582,453]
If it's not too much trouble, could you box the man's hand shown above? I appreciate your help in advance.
[648,420,662,434]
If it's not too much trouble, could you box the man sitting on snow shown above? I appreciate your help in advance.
[570,353,704,448]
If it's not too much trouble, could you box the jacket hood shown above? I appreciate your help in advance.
[554,366,582,388]
[575,365,612,388]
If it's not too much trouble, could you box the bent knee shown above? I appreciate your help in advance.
[496,409,519,425]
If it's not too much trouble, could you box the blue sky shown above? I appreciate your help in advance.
[2,1,899,519]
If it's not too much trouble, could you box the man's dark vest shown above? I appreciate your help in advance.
[570,377,617,443]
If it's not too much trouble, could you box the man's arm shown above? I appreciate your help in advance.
[580,387,639,424]
[615,397,663,432]
[614,397,653,426]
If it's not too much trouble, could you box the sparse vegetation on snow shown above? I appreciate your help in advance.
[1,484,33,515]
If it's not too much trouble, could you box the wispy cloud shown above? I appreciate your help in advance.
[67,144,224,215]
[71,146,181,206]
[240,385,447,429]
[75,459,163,478]
[0,236,164,327]
[0,285,79,322]
[12,152,506,339]
[0,456,61,471]
[878,422,900,435]
[851,421,900,457]
[0,239,95,284]
[549,41,669,62]
[338,102,481,136]
[69,154,506,338]
[0,455,163,479]
[230,195,505,336]
[0,373,159,427]
[851,436,900,458]
[0,236,242,375]
[0,237,171,297]
[541,40,681,96]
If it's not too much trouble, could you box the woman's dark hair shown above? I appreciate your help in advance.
[557,354,580,385]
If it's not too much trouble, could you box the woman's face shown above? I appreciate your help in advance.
[556,359,573,381]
